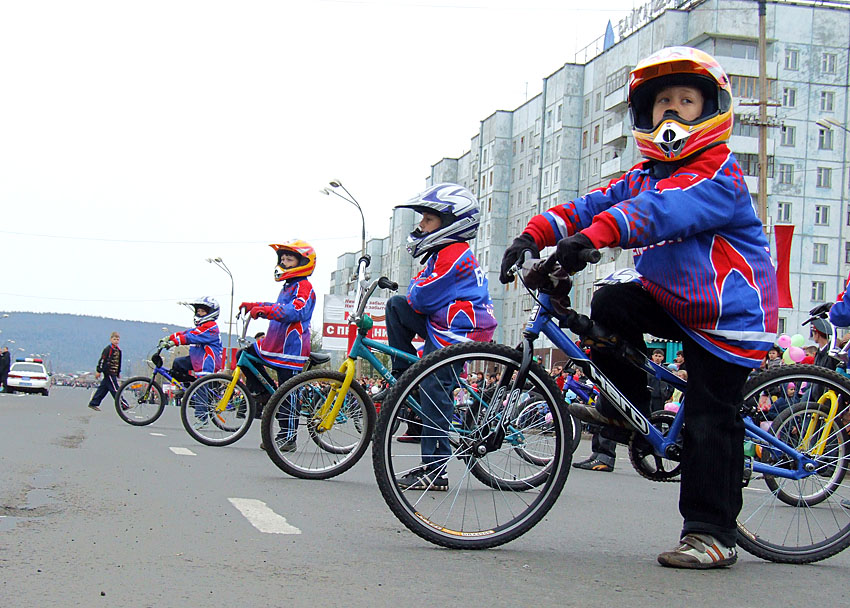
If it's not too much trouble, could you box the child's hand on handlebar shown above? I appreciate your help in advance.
[250,305,273,320]
[500,234,540,284]
[555,233,596,274]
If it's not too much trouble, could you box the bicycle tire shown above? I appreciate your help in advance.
[260,369,376,480]
[180,373,255,446]
[737,364,850,564]
[372,341,571,549]
[114,376,165,426]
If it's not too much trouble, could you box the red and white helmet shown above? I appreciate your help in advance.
[270,240,316,282]
[629,46,733,162]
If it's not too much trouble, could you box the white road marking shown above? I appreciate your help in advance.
[169,447,196,456]
[150,432,166,436]
[228,498,301,535]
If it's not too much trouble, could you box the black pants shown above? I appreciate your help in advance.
[590,282,750,547]
[89,374,120,407]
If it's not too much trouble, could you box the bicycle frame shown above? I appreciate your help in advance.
[515,291,820,481]
[212,314,289,416]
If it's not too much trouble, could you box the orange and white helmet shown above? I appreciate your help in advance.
[629,46,733,162]
[270,240,316,282]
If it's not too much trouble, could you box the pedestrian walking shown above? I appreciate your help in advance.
[88,332,122,411]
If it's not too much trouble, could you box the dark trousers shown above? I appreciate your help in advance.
[171,356,195,385]
[89,374,120,406]
[0,370,8,392]
[590,282,749,547]
[386,295,453,468]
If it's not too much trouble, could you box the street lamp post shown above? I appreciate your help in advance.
[320,180,366,258]
[206,257,235,367]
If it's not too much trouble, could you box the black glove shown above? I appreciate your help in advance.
[555,232,595,274]
[500,234,539,284]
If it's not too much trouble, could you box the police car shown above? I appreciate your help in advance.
[7,358,51,396]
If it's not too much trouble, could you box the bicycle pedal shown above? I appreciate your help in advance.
[742,456,753,487]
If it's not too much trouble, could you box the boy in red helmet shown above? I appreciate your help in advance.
[240,240,316,451]
[501,47,778,568]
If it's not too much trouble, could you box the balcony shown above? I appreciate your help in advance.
[604,85,628,111]
[744,175,773,196]
[728,135,776,156]
[602,121,628,145]
[600,156,627,180]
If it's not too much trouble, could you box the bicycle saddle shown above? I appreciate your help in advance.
[309,352,331,365]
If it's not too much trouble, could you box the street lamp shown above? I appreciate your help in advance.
[206,257,235,365]
[320,180,366,257]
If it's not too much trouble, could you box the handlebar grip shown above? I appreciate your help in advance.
[378,277,398,291]
[581,249,602,264]
[358,254,372,268]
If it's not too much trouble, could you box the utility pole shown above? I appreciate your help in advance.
[757,0,768,234]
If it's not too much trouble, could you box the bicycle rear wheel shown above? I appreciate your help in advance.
[372,342,572,549]
[180,373,255,446]
[737,364,850,563]
[260,370,376,480]
[114,376,165,426]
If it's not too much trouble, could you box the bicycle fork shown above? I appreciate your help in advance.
[310,357,356,432]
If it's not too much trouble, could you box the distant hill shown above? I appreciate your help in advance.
[0,311,235,375]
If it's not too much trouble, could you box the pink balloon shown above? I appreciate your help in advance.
[777,334,792,349]
[788,346,805,362]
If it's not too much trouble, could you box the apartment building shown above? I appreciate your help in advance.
[330,0,850,361]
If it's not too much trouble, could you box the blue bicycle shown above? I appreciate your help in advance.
[114,347,190,426]
[373,252,850,562]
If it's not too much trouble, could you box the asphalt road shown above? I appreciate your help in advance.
[1,387,849,607]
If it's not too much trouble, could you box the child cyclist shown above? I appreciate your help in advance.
[240,240,316,452]
[386,183,498,491]
[159,297,223,406]
[499,47,778,569]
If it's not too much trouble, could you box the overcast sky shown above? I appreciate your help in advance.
[0,0,636,334]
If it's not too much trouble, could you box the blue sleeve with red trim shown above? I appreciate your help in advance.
[830,271,850,327]
[264,280,314,323]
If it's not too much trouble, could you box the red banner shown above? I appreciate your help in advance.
[774,224,794,309]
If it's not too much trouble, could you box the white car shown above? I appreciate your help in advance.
[7,358,51,396]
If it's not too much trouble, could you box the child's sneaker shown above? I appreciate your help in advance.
[572,456,613,472]
[396,467,449,491]
[657,534,737,569]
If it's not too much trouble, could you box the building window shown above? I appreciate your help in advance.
[816,167,832,188]
[593,125,600,144]
[543,170,549,186]
[778,317,786,335]
[582,131,588,149]
[716,38,758,60]
[812,281,826,302]
[547,109,552,125]
[821,91,835,112]
[782,87,796,107]
[512,140,516,156]
[511,168,516,183]
[813,243,828,264]
[489,170,493,186]
[592,158,598,175]
[819,128,834,150]
[779,163,794,184]
[520,136,525,152]
[845,242,850,264]
[584,97,590,116]
[780,125,795,146]
[732,116,759,137]
[777,201,792,223]
[519,163,524,179]
[822,52,837,74]
[737,153,774,177]
[554,166,559,183]
[483,149,488,164]
[815,204,830,225]
[595,92,601,111]
[557,104,562,122]
[527,163,532,177]
[605,65,630,95]
[729,75,774,99]
[785,48,799,70]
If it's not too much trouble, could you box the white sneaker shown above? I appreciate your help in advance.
[657,534,737,569]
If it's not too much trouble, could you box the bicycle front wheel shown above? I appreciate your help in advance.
[372,342,572,549]
[180,373,255,446]
[114,376,165,426]
[737,364,850,563]
[261,370,376,480]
